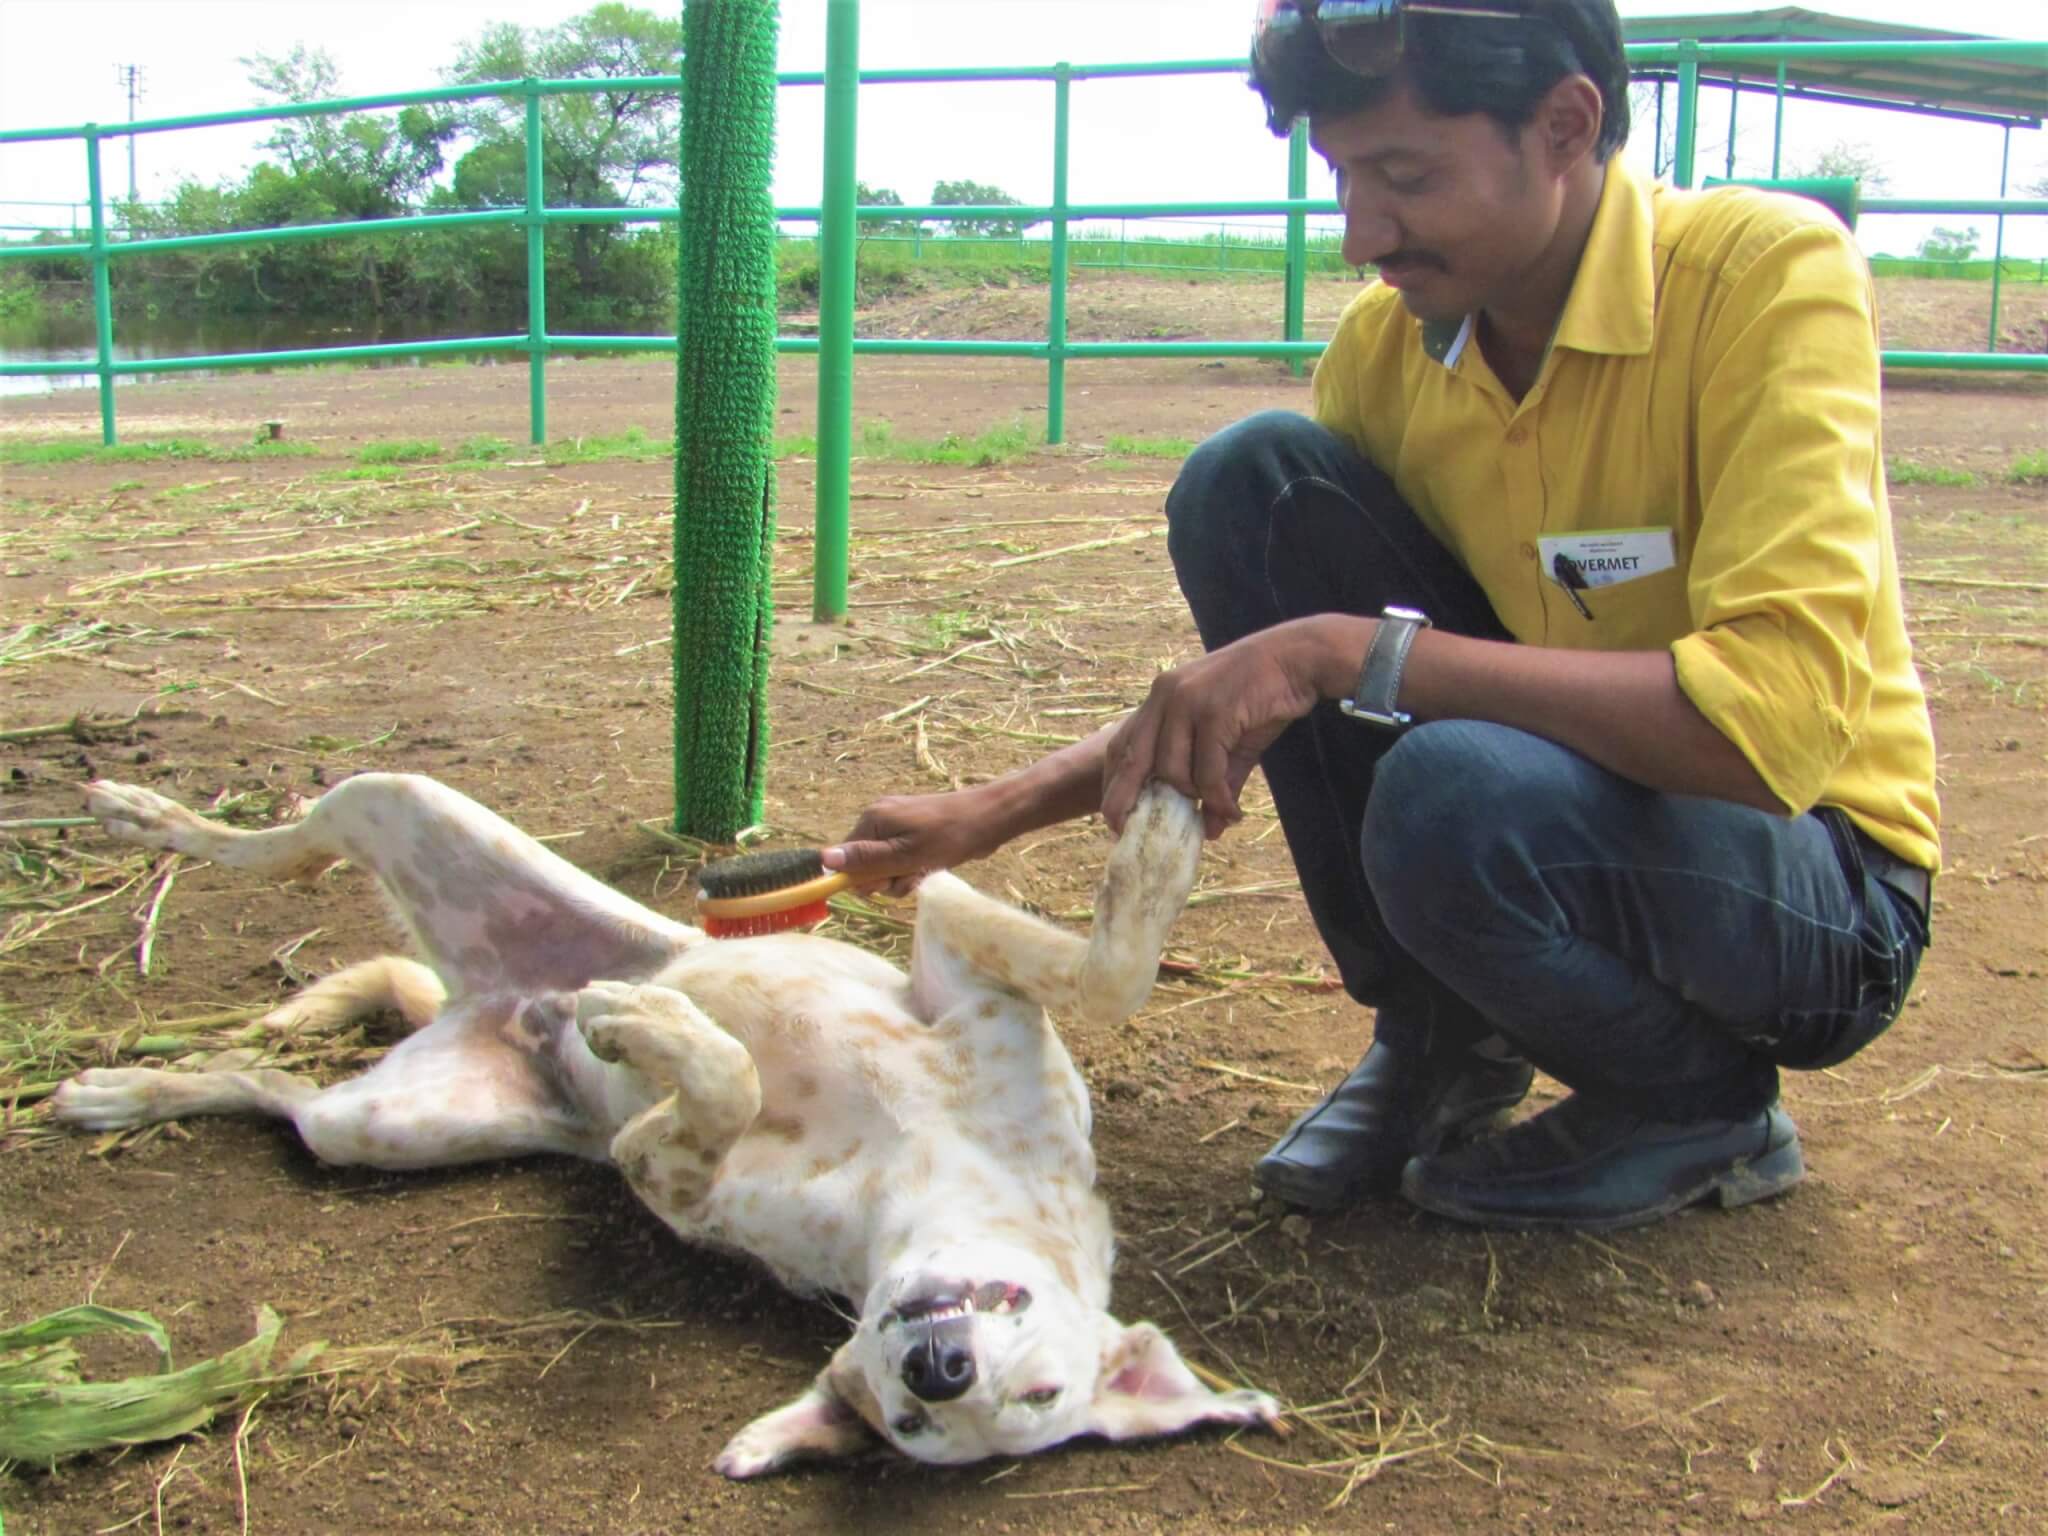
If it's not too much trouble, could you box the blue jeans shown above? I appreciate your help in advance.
[1164,412,1928,1122]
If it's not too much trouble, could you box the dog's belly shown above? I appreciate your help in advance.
[685,1153,881,1297]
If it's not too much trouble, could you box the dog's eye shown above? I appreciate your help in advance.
[1021,1388,1061,1407]
[892,1412,929,1438]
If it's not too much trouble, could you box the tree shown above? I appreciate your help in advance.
[238,47,459,312]
[854,181,922,240]
[1916,225,1981,263]
[242,46,456,219]
[1626,81,1674,177]
[931,179,1030,240]
[444,3,682,291]
[1793,140,1892,195]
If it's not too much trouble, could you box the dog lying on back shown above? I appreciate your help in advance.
[52,772,1280,1474]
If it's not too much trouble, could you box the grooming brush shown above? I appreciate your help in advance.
[694,848,852,938]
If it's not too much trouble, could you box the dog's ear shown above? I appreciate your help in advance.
[1081,1321,1282,1444]
[713,1339,882,1479]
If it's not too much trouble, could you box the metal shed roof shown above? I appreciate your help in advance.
[1623,7,2046,128]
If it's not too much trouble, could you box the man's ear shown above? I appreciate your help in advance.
[1534,72,1604,172]
[713,1338,883,1479]
[1082,1321,1284,1444]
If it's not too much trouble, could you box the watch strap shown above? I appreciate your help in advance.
[1340,609,1428,728]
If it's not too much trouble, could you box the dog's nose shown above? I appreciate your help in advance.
[900,1317,977,1402]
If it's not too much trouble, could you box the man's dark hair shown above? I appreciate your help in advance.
[1251,0,1631,160]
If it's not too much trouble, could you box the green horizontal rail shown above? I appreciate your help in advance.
[1881,350,2048,372]
[0,208,527,261]
[7,336,531,375]
[1864,199,2048,216]
[8,191,2037,267]
[1627,39,2046,68]
[13,332,1998,372]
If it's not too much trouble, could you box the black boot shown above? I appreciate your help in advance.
[1252,1038,1533,1211]
[1400,1093,1805,1231]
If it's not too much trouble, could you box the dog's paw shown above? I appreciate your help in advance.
[574,981,705,1065]
[84,780,203,853]
[1217,1388,1286,1432]
[711,1426,786,1481]
[49,1069,168,1131]
[573,979,650,1064]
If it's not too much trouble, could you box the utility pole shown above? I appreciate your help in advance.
[117,64,144,207]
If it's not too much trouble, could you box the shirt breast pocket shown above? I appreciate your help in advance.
[1547,561,1690,649]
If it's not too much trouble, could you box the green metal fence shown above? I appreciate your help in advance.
[2,36,2044,468]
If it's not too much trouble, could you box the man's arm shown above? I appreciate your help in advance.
[1097,614,1778,834]
[822,727,1114,890]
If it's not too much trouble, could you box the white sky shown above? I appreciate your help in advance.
[0,0,2043,257]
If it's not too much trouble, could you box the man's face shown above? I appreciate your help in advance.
[1311,79,1569,326]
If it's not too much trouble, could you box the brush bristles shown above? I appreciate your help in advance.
[701,899,832,938]
[696,848,827,901]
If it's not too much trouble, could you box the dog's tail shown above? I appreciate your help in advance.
[258,956,448,1038]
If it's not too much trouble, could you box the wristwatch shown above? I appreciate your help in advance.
[1338,606,1431,728]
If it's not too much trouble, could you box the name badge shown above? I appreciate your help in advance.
[1539,528,1677,591]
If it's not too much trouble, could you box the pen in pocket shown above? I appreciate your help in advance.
[1551,552,1595,620]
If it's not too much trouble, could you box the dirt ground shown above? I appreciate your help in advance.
[0,272,2043,1535]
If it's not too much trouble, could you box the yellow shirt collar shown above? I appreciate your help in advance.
[1551,157,1656,358]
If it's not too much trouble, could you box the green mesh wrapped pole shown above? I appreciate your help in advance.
[673,0,780,840]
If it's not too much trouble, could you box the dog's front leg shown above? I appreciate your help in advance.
[575,982,761,1215]
[907,783,1201,1028]
[1074,784,1203,1025]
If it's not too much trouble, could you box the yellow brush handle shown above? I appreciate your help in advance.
[695,869,852,919]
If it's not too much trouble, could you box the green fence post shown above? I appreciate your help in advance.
[1285,117,1308,379]
[1988,124,2010,354]
[1674,41,1700,190]
[1047,62,1071,445]
[673,0,783,840]
[84,127,116,446]
[814,0,858,623]
[524,83,547,444]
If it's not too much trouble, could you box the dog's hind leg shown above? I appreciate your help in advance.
[85,775,699,996]
[55,993,603,1170]
[51,1062,319,1130]
[257,956,447,1037]
[572,981,761,1216]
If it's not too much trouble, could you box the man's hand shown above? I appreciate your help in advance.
[1100,618,1346,837]
[822,788,1005,896]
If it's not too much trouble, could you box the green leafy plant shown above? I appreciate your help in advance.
[356,438,443,464]
[0,1303,321,1467]
[1886,457,1976,488]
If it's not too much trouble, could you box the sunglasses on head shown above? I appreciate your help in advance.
[1253,0,1538,79]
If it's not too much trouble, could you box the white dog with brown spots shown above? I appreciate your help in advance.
[52,772,1280,1475]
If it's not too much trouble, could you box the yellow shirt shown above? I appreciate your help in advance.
[1311,157,1940,872]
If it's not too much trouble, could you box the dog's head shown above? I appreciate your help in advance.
[712,1243,1280,1478]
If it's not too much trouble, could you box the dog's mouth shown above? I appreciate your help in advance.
[887,1281,1032,1327]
